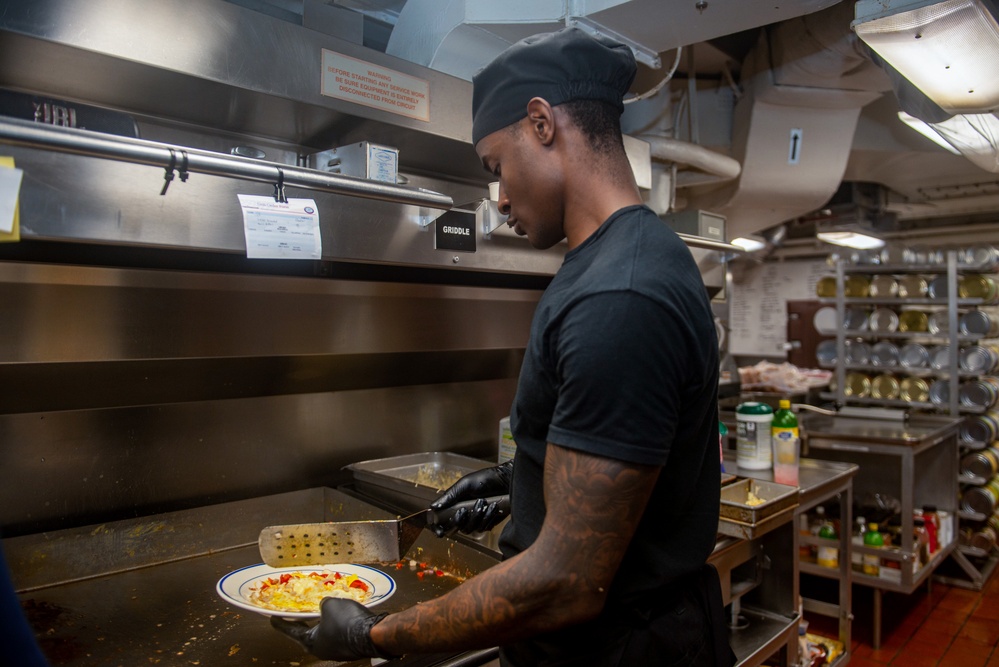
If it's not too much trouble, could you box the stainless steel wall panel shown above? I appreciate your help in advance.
[0,379,518,537]
[0,261,536,535]
[0,262,538,363]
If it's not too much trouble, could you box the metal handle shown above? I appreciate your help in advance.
[428,495,511,527]
[430,648,501,667]
[0,116,453,210]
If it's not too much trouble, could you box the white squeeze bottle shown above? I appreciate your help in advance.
[498,416,516,463]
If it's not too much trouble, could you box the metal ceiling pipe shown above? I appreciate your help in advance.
[639,135,742,182]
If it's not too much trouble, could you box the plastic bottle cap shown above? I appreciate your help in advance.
[923,504,937,512]
[869,523,879,531]
[779,399,791,409]
[737,401,774,415]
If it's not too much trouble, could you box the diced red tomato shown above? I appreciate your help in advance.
[416,571,425,579]
[349,580,369,592]
[279,574,292,584]
[435,569,444,577]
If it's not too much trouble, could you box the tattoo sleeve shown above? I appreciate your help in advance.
[369,443,660,655]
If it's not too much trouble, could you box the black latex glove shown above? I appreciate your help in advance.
[270,597,393,661]
[428,460,513,537]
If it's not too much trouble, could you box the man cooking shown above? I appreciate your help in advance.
[272,26,730,666]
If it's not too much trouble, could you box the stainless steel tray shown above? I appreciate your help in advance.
[717,479,799,540]
[345,451,493,510]
[720,479,798,523]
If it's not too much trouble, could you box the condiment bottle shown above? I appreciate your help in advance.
[922,505,940,552]
[816,509,839,568]
[914,518,930,566]
[719,421,728,472]
[863,522,884,576]
[771,399,800,486]
[852,516,867,572]
[799,514,814,562]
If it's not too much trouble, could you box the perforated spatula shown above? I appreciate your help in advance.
[258,495,509,566]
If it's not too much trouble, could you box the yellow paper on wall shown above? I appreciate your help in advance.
[0,156,22,243]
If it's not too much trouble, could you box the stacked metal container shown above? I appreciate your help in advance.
[817,244,999,588]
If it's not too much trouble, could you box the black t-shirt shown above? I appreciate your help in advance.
[500,204,720,605]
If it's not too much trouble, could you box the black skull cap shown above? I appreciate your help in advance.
[471,26,637,146]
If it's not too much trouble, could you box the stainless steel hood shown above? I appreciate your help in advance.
[0,0,731,288]
[0,0,570,276]
[0,0,480,177]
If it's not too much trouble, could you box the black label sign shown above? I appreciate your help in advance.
[0,88,139,138]
[435,209,476,253]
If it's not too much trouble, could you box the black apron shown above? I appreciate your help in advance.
[499,564,736,667]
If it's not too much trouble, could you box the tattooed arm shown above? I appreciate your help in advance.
[369,442,660,654]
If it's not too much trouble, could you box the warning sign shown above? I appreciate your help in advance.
[321,50,430,122]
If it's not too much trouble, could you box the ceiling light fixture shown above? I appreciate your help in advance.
[900,110,999,172]
[898,111,963,153]
[853,0,999,115]
[816,231,886,250]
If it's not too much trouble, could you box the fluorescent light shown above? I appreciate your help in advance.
[817,231,886,250]
[898,111,999,171]
[854,0,999,114]
[898,112,963,153]
[730,236,766,252]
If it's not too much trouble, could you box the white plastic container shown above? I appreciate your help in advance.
[736,402,774,470]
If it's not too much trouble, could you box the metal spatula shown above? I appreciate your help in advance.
[258,495,509,566]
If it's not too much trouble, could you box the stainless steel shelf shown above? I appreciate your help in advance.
[818,392,986,414]
[842,264,996,275]
[849,539,956,594]
[960,439,990,451]
[959,473,990,486]
[958,544,993,559]
[731,608,800,667]
[834,330,983,342]
[959,509,989,522]
[818,297,984,307]
[818,362,982,379]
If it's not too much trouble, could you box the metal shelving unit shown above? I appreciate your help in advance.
[803,414,960,649]
[824,252,999,591]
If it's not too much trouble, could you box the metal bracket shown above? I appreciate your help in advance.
[479,199,508,236]
[565,16,661,69]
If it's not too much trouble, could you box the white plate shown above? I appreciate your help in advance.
[812,306,837,335]
[216,563,396,618]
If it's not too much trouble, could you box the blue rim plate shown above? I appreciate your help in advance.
[216,563,396,618]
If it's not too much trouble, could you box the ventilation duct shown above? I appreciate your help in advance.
[681,1,892,240]
[386,0,842,81]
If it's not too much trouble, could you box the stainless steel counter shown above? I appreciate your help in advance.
[802,414,960,649]
[727,455,858,667]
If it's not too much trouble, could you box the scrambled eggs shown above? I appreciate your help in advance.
[247,570,371,612]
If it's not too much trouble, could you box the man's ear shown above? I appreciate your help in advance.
[525,97,556,146]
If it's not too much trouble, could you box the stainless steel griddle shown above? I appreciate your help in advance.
[6,488,500,667]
